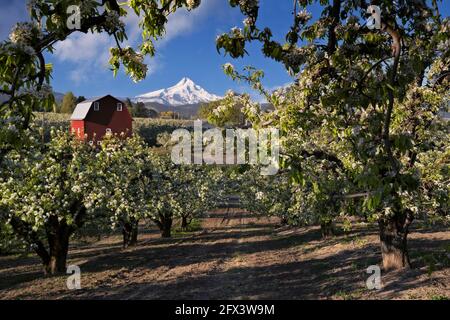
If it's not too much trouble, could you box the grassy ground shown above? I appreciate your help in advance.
[0,210,448,300]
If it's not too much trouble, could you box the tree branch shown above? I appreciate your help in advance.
[327,0,341,55]
[9,216,50,266]
[381,21,402,174]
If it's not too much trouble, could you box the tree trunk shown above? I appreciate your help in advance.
[181,216,189,231]
[47,238,69,274]
[161,217,172,238]
[122,219,139,248]
[320,220,334,239]
[131,222,138,244]
[9,205,86,275]
[379,211,413,270]
[153,212,173,238]
[46,218,70,274]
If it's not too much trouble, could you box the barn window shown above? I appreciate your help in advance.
[117,103,123,111]
[94,102,100,111]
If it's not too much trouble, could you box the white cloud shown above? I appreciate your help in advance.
[144,55,163,77]
[53,0,221,85]
[69,66,89,84]
[54,32,112,86]
[55,32,111,65]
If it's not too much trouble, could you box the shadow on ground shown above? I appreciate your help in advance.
[0,212,448,300]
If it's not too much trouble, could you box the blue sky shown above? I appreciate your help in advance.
[1,1,449,100]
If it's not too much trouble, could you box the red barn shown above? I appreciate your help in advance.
[70,95,132,144]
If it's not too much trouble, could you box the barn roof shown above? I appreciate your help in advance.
[70,95,123,120]
[70,101,94,120]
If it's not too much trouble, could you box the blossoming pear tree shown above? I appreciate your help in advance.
[0,130,101,274]
[94,134,152,248]
[216,0,449,270]
[145,152,222,238]
[238,167,293,225]
[1,0,448,273]
[174,167,223,231]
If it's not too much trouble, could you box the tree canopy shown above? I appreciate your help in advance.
[60,92,76,114]
[215,0,450,270]
[0,0,449,272]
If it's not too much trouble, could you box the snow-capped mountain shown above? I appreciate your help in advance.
[135,77,222,106]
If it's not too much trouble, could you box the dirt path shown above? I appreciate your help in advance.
[0,210,449,300]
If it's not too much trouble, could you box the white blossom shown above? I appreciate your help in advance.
[9,22,40,44]
[186,0,201,10]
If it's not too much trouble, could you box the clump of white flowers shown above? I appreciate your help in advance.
[437,39,450,52]
[223,63,235,75]
[238,94,260,120]
[4,42,36,56]
[231,27,243,37]
[112,47,148,83]
[212,104,229,117]
[271,87,289,105]
[1,116,24,126]
[50,14,63,27]
[186,0,201,10]
[9,22,41,45]
[0,117,23,134]
[440,18,450,32]
[128,53,148,83]
[296,10,312,24]
[7,22,43,57]
[243,17,254,27]
[211,90,237,117]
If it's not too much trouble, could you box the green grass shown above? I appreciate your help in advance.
[334,288,365,300]
[411,249,450,276]
[341,235,368,247]
[172,218,203,237]
[430,295,449,300]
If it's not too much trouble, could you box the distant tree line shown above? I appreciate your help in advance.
[124,98,159,118]
[38,93,159,119]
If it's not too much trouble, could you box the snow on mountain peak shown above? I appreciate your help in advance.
[177,77,194,86]
[136,78,222,106]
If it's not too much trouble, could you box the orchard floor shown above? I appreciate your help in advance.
[0,210,449,300]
